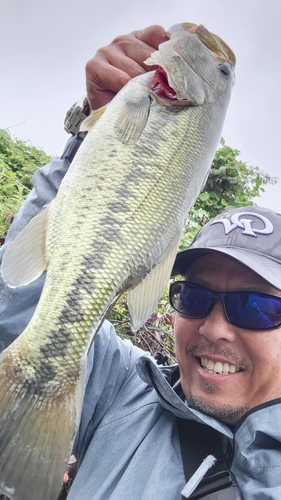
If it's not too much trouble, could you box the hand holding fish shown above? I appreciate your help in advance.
[86,24,168,109]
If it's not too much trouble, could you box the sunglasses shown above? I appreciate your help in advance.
[169,281,281,330]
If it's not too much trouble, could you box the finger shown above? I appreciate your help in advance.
[95,25,168,77]
[113,25,168,71]
[86,25,169,110]
[96,44,148,79]
[134,24,168,52]
[86,57,131,110]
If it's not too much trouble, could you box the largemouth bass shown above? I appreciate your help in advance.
[0,23,235,500]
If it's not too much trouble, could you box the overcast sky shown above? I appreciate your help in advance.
[1,0,281,211]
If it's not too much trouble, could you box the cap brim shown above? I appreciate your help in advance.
[172,247,281,291]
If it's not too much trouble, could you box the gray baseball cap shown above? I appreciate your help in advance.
[172,205,281,290]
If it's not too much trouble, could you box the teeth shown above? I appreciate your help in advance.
[201,358,238,374]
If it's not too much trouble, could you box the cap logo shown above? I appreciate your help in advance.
[210,212,274,237]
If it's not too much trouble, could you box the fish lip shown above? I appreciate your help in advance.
[167,23,236,67]
[195,25,236,67]
[150,89,196,107]
[148,67,197,107]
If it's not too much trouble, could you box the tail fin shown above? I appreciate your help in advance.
[0,358,79,500]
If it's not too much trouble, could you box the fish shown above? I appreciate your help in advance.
[0,23,235,500]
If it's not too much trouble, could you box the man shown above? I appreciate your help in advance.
[1,25,281,499]
[65,205,281,500]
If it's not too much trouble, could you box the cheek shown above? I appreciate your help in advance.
[174,315,187,344]
[174,314,200,353]
[174,316,187,360]
[244,334,281,373]
[247,336,281,402]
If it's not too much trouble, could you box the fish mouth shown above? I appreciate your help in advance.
[147,22,235,105]
[150,67,194,104]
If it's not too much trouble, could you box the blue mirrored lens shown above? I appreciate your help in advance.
[169,282,281,330]
[172,282,210,317]
[225,293,281,329]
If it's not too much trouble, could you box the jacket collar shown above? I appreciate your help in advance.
[136,356,233,439]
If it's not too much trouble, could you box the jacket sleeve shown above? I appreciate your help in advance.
[73,320,149,463]
[0,135,84,350]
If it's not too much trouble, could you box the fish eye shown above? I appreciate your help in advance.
[218,64,231,76]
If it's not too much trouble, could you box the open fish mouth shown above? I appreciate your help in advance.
[146,22,235,104]
[150,67,178,101]
[148,66,196,105]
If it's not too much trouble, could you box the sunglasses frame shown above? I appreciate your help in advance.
[169,280,281,331]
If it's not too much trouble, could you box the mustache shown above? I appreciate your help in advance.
[188,343,249,370]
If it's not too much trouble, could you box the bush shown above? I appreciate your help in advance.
[0,129,51,238]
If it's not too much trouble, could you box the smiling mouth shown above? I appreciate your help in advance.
[200,358,240,375]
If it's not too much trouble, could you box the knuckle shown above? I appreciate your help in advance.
[111,33,133,47]
[136,24,166,41]
[85,52,105,75]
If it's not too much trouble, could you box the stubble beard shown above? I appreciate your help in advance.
[186,391,249,425]
[182,343,250,425]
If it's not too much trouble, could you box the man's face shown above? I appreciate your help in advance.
[174,253,281,425]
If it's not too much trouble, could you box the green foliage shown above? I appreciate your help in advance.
[0,129,51,237]
[179,139,278,250]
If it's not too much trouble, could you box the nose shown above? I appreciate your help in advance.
[198,301,236,342]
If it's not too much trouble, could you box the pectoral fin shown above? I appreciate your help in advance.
[80,105,107,132]
[115,88,151,145]
[127,233,181,331]
[1,204,52,287]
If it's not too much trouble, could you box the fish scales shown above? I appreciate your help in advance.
[0,23,235,500]
[30,109,211,372]
[37,109,208,361]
